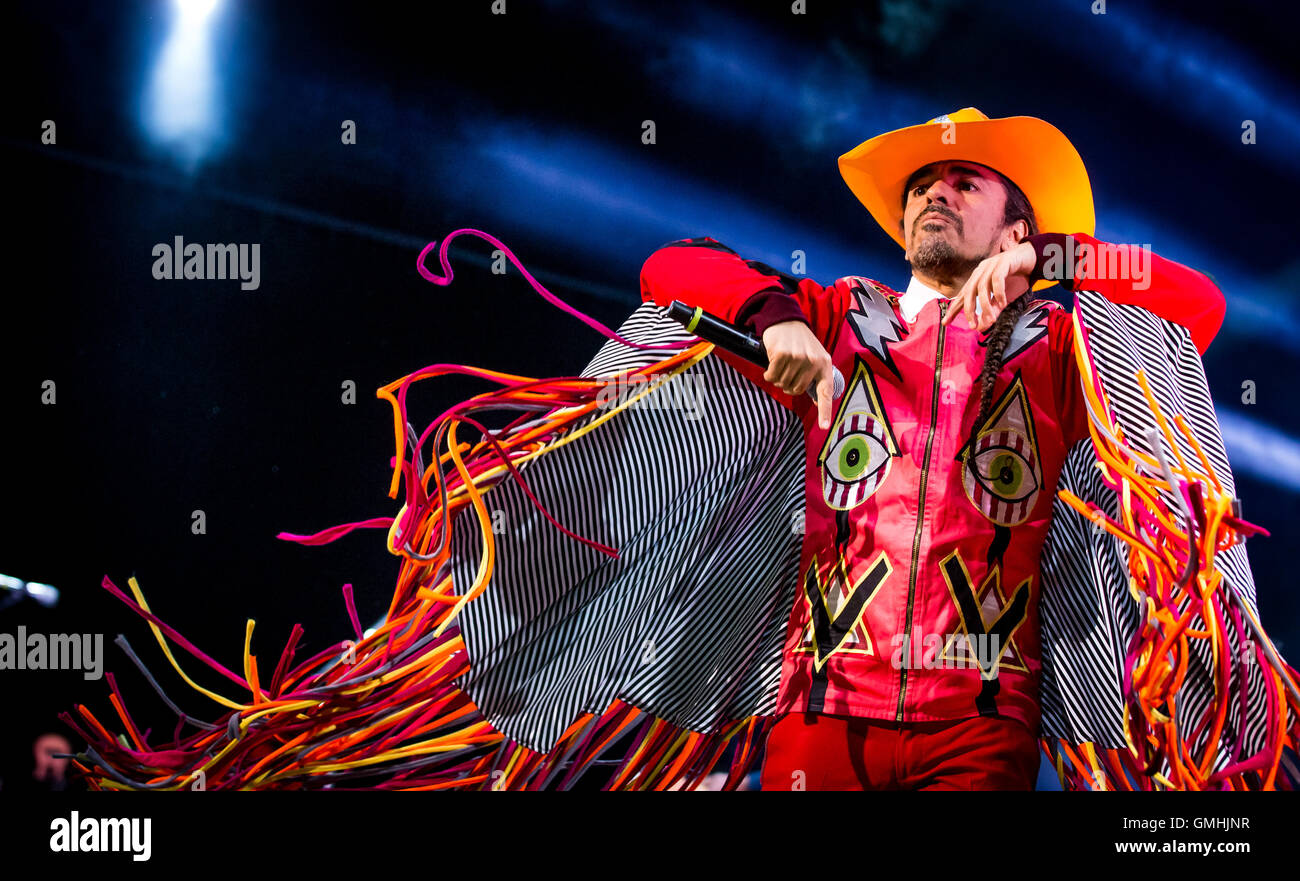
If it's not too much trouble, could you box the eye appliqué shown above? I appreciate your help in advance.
[819,359,899,511]
[956,371,1044,527]
[824,413,892,506]
[969,433,1039,504]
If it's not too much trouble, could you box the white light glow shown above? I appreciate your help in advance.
[24,582,60,608]
[142,0,223,169]
[1218,408,1300,494]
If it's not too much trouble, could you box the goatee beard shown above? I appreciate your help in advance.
[910,235,980,284]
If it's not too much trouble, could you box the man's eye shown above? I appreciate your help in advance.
[911,185,926,196]
[959,181,975,191]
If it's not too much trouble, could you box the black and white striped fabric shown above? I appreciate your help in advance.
[449,302,803,752]
[450,293,1272,770]
[1040,289,1271,767]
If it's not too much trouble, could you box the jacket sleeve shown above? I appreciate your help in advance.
[1029,232,1226,356]
[639,236,850,350]
[1039,232,1228,447]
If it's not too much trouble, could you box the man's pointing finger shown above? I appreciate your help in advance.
[818,365,833,430]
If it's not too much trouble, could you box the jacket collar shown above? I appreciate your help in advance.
[899,274,951,323]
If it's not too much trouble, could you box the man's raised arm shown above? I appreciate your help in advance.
[1032,231,1227,356]
[639,236,849,350]
[639,236,850,426]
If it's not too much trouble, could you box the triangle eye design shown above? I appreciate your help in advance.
[818,359,899,511]
[955,371,1043,527]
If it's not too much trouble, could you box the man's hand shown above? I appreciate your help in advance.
[942,241,1035,333]
[761,320,836,430]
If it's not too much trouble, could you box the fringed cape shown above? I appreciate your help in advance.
[65,232,1299,791]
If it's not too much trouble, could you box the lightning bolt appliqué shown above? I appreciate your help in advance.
[844,278,907,381]
[1002,301,1050,364]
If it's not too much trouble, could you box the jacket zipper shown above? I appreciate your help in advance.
[896,299,947,722]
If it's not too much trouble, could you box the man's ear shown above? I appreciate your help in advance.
[998,219,1029,253]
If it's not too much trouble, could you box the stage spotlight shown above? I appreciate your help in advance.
[140,0,224,170]
[175,0,219,20]
[0,572,61,610]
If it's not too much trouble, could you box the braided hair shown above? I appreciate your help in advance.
[957,173,1040,570]
[965,172,1038,458]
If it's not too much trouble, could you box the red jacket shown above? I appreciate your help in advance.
[640,233,1225,736]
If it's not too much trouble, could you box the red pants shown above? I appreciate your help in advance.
[759,712,1041,790]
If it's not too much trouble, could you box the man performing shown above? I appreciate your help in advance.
[66,110,1297,791]
[638,107,1226,790]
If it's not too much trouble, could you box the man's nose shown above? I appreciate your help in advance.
[925,179,954,204]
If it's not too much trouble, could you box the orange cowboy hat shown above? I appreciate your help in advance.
[838,107,1095,290]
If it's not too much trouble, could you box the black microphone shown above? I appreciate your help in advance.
[665,300,844,401]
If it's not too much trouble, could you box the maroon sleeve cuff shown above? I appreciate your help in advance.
[735,289,811,337]
[1026,232,1072,287]
[738,293,806,340]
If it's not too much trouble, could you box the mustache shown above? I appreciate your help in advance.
[915,206,961,233]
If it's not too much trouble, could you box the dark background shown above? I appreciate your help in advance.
[2,0,1297,791]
